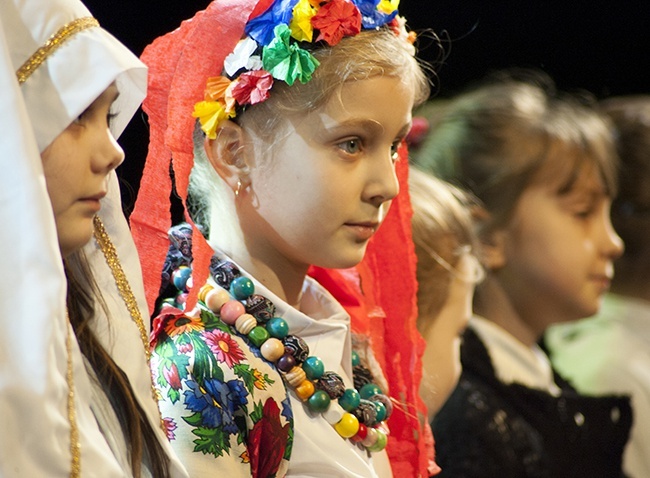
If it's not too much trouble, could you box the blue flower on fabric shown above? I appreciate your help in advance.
[352,0,397,29]
[281,396,293,422]
[262,24,320,86]
[245,0,301,46]
[184,377,248,434]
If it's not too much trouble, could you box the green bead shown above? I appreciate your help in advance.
[266,317,289,339]
[338,388,361,412]
[308,390,331,413]
[373,400,387,422]
[248,326,269,347]
[351,350,360,367]
[302,356,325,380]
[359,383,382,399]
[367,429,388,452]
[230,276,254,300]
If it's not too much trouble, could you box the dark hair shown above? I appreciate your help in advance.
[65,251,170,478]
[412,70,618,237]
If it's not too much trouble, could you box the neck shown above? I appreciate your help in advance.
[211,235,307,308]
[474,276,540,347]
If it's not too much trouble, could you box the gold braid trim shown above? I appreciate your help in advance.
[92,216,163,424]
[16,17,99,84]
[66,314,81,478]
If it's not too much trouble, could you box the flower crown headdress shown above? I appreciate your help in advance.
[193,0,415,139]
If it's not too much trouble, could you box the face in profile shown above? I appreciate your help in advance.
[238,75,415,271]
[40,84,123,257]
[498,164,623,331]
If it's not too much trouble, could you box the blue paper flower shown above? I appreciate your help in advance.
[245,0,301,46]
[352,0,398,29]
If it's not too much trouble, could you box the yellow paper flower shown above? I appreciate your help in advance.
[378,0,399,15]
[192,100,231,139]
[290,0,316,42]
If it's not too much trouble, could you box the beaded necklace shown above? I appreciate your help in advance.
[164,257,393,452]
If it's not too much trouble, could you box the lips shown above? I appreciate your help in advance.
[344,221,379,241]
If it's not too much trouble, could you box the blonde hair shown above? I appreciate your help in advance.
[237,28,430,136]
[409,167,476,324]
[412,72,618,237]
[189,28,431,230]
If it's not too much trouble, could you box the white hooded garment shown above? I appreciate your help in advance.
[0,0,187,476]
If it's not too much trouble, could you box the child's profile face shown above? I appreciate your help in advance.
[40,84,123,257]
[498,164,623,331]
[239,75,414,270]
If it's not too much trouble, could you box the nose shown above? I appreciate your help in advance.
[95,128,124,173]
[363,153,400,209]
[602,209,624,260]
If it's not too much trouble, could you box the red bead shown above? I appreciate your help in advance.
[351,423,368,442]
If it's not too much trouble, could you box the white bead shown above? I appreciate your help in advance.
[260,338,285,362]
[283,366,306,388]
[235,313,257,335]
[323,402,346,425]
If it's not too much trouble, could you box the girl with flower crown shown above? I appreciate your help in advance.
[130,0,430,476]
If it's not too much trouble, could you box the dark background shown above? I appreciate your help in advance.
[82,0,650,212]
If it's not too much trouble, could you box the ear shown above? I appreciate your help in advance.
[472,206,507,270]
[203,120,249,191]
[479,228,507,270]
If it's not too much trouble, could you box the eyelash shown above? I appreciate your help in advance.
[336,138,403,160]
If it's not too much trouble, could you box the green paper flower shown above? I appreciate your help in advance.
[262,24,320,86]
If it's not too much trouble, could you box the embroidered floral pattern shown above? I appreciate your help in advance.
[151,302,292,473]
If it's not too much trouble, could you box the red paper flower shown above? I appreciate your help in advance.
[248,399,290,478]
[311,0,362,46]
[230,70,274,106]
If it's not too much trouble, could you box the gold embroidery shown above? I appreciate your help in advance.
[92,216,164,426]
[16,17,99,84]
[66,314,81,478]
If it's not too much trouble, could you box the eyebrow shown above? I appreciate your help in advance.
[325,118,412,139]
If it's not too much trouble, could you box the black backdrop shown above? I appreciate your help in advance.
[82,0,650,212]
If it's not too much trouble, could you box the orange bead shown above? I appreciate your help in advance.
[295,380,315,401]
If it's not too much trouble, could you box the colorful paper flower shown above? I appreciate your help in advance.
[352,0,398,29]
[311,0,362,46]
[192,100,233,139]
[377,0,400,14]
[290,0,317,42]
[184,377,248,434]
[245,0,301,46]
[204,329,247,368]
[230,70,274,105]
[263,24,320,85]
[224,37,263,77]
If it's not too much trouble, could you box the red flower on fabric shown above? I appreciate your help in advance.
[248,399,290,478]
[230,70,274,106]
[203,329,246,368]
[162,416,178,441]
[150,308,183,347]
[311,0,362,46]
[163,363,182,390]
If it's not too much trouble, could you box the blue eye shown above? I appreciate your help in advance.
[338,139,362,155]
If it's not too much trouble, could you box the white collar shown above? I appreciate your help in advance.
[471,316,562,395]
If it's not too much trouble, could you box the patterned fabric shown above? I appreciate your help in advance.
[432,327,632,478]
[151,305,292,477]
